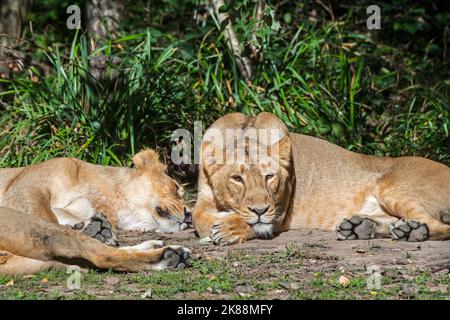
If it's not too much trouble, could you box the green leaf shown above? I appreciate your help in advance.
[332,123,345,139]
[218,4,230,13]
[283,13,292,24]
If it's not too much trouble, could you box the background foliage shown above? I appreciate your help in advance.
[0,0,449,172]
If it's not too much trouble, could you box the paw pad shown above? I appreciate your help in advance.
[81,214,118,246]
[390,219,428,242]
[160,247,191,270]
[336,216,376,240]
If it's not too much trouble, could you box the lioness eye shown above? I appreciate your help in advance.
[231,175,243,183]
[265,174,274,181]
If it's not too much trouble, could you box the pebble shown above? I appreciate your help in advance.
[199,236,213,245]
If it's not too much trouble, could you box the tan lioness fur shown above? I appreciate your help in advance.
[0,150,191,275]
[193,112,450,245]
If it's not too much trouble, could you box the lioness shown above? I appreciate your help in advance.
[193,112,450,245]
[0,149,191,274]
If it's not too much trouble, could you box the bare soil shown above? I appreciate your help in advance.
[119,228,450,274]
[1,227,448,300]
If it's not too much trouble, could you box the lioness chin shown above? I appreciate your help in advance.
[193,112,450,245]
[0,149,191,275]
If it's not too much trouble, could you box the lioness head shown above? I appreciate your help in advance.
[127,149,191,233]
[201,112,295,238]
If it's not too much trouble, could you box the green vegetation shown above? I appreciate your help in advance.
[0,0,448,169]
[0,0,449,301]
[0,247,448,300]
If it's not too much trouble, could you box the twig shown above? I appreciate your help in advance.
[211,0,253,82]
[249,0,265,61]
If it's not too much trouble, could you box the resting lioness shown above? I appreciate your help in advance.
[193,112,450,245]
[0,149,191,274]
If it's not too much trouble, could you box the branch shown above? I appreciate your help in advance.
[256,0,265,24]
[211,0,253,82]
[249,0,265,61]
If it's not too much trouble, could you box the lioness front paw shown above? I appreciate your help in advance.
[210,215,253,246]
[390,219,429,242]
[153,246,191,270]
[336,216,376,240]
[76,214,119,246]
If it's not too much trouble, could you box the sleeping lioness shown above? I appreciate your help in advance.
[0,149,191,275]
[193,112,450,245]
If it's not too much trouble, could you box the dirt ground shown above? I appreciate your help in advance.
[119,228,450,274]
[1,227,449,300]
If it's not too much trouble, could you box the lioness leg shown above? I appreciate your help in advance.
[0,207,190,273]
[192,199,219,238]
[0,251,67,275]
[1,189,59,223]
[193,200,254,245]
[374,159,450,241]
[376,190,450,241]
[389,217,450,241]
[3,189,119,246]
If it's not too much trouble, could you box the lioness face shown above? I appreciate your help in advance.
[146,171,189,233]
[223,161,287,237]
[131,150,191,233]
[204,134,293,238]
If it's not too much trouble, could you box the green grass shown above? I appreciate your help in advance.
[1,248,448,300]
[0,1,449,169]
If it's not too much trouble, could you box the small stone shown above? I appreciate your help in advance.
[273,289,285,294]
[290,282,301,290]
[429,285,447,294]
[105,276,120,285]
[141,289,152,299]
[235,285,255,293]
[338,275,350,287]
[401,284,419,297]
[199,236,213,245]
[393,258,409,265]
[433,269,449,276]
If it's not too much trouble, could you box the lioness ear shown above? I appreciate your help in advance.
[132,149,161,169]
[271,134,292,168]
[201,141,224,176]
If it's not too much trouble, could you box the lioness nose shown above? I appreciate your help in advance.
[184,207,192,224]
[249,206,269,216]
